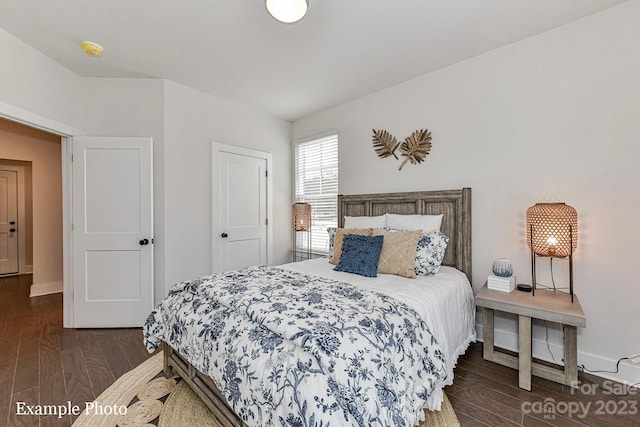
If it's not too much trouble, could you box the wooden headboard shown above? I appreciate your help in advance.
[338,188,472,282]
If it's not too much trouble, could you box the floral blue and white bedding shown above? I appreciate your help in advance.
[282,258,476,382]
[144,264,452,427]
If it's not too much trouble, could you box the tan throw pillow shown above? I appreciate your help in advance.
[372,229,422,278]
[329,228,373,265]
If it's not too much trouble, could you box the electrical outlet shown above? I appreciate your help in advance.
[629,354,640,364]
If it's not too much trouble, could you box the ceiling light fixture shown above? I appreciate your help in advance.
[266,0,308,24]
[81,41,104,57]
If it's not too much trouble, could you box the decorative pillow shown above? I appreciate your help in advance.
[371,229,422,278]
[329,228,373,264]
[386,213,443,233]
[333,234,384,277]
[327,227,336,257]
[344,214,387,229]
[415,230,449,276]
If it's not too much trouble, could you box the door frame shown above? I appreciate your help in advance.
[211,142,273,273]
[0,164,27,275]
[0,100,84,327]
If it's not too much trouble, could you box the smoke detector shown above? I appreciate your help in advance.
[81,41,104,57]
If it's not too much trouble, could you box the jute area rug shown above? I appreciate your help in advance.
[73,351,459,427]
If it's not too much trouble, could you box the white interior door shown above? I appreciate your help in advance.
[214,144,270,272]
[0,170,18,275]
[72,137,153,327]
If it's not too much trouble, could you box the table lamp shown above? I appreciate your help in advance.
[526,203,578,301]
[292,202,311,261]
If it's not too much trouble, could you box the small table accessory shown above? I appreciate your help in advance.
[488,274,516,292]
[492,258,513,277]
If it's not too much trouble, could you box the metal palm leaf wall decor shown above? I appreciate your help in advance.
[398,129,432,170]
[372,129,400,159]
[372,128,432,170]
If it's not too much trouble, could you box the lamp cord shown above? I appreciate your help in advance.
[577,357,640,396]
[535,258,569,291]
[580,357,629,374]
[541,252,638,395]
[546,336,639,395]
[544,320,560,365]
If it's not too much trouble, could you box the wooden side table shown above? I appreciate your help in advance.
[475,285,586,391]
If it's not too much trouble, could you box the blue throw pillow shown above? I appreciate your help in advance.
[334,234,384,277]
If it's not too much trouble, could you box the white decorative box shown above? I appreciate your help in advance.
[487,274,516,292]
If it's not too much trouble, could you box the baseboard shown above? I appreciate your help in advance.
[30,281,63,297]
[25,264,33,274]
[476,323,640,389]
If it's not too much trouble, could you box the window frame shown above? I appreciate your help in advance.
[293,132,339,255]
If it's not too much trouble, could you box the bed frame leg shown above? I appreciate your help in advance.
[162,342,174,378]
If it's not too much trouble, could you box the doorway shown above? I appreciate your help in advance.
[0,118,61,296]
[212,143,273,273]
[0,161,30,276]
[0,104,84,328]
[1,103,156,328]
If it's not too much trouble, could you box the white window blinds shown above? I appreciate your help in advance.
[295,134,338,253]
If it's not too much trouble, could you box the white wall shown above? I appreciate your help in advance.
[0,28,83,128]
[293,2,640,385]
[78,77,167,304]
[0,35,169,302]
[0,28,293,306]
[80,79,292,300]
[163,81,291,290]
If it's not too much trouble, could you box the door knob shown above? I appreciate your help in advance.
[221,233,228,238]
[9,228,16,232]
[139,238,149,246]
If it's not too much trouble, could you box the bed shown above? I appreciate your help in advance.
[144,188,474,427]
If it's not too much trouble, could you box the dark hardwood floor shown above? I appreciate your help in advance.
[449,344,639,426]
[0,274,151,426]
[1,274,638,426]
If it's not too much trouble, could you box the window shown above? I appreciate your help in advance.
[294,134,338,253]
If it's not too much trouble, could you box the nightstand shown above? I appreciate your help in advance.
[475,285,586,391]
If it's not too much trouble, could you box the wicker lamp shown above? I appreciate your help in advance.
[292,202,311,261]
[526,203,578,301]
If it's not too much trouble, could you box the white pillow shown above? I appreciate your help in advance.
[344,214,387,229]
[386,213,443,233]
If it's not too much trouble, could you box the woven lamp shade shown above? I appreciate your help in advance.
[526,203,577,257]
[292,202,311,232]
